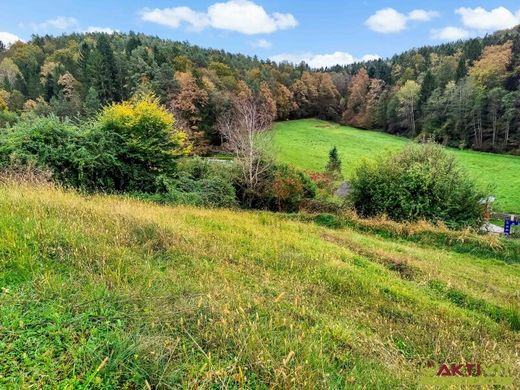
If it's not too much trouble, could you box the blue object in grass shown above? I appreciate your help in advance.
[504,217,519,237]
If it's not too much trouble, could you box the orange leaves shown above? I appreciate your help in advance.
[469,41,513,88]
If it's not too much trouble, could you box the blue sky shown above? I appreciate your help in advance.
[2,1,520,67]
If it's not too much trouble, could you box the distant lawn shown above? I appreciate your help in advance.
[273,119,520,214]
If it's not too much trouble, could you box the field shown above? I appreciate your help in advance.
[273,119,520,214]
[1,181,519,388]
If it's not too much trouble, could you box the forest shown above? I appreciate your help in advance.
[1,26,520,153]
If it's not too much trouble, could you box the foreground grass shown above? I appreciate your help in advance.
[273,119,520,214]
[1,183,519,388]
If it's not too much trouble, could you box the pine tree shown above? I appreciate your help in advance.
[464,39,483,65]
[94,34,122,104]
[43,72,58,102]
[455,57,467,81]
[326,146,342,174]
[125,32,141,57]
[419,70,435,106]
[84,86,101,117]
[78,41,92,86]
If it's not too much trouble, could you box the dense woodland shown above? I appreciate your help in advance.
[0,26,520,153]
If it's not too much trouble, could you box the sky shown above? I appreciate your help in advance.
[1,1,520,67]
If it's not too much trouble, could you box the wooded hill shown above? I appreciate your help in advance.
[1,26,520,152]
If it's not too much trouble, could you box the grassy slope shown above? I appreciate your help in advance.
[1,183,519,388]
[273,119,520,214]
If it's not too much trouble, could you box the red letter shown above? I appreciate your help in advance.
[437,364,451,376]
[450,364,464,376]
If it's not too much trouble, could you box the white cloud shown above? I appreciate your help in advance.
[252,39,272,48]
[28,16,79,32]
[456,6,520,31]
[408,10,439,22]
[366,8,407,33]
[86,26,119,34]
[366,8,439,33]
[140,0,298,35]
[431,26,470,41]
[207,1,297,34]
[140,7,209,31]
[360,54,382,62]
[270,51,381,69]
[0,32,23,46]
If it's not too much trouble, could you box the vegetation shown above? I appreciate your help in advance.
[0,94,319,212]
[325,145,341,175]
[273,119,520,214]
[1,27,520,154]
[133,157,237,208]
[349,143,484,228]
[1,181,519,388]
[1,16,519,390]
[0,96,189,192]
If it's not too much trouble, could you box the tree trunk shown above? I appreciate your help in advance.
[492,109,497,147]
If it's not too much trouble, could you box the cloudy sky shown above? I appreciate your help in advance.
[2,1,520,67]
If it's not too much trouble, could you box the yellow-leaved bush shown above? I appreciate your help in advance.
[96,94,190,192]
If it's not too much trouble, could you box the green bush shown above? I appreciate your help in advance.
[0,115,123,190]
[162,158,237,208]
[0,97,190,193]
[97,95,188,192]
[0,115,85,186]
[349,143,485,228]
[0,110,18,128]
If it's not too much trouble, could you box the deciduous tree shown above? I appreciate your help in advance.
[397,80,420,134]
[217,81,274,206]
[469,41,513,88]
[170,71,209,129]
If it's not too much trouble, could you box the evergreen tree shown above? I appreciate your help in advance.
[464,39,483,65]
[93,34,122,104]
[455,57,467,81]
[43,72,58,102]
[78,41,92,86]
[84,86,101,117]
[125,32,141,57]
[326,146,342,174]
[419,70,435,106]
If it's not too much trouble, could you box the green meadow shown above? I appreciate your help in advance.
[273,119,520,214]
[0,182,519,388]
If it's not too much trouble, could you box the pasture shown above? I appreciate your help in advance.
[273,119,520,214]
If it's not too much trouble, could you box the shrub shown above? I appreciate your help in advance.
[97,95,189,192]
[0,96,190,193]
[349,143,485,228]
[247,163,316,212]
[0,110,18,128]
[0,115,123,190]
[160,157,237,208]
[0,115,85,186]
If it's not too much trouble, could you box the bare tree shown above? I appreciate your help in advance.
[217,82,275,206]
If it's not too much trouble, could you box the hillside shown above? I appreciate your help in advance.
[273,119,520,214]
[1,181,519,387]
[1,26,520,153]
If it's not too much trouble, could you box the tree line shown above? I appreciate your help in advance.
[1,26,520,153]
